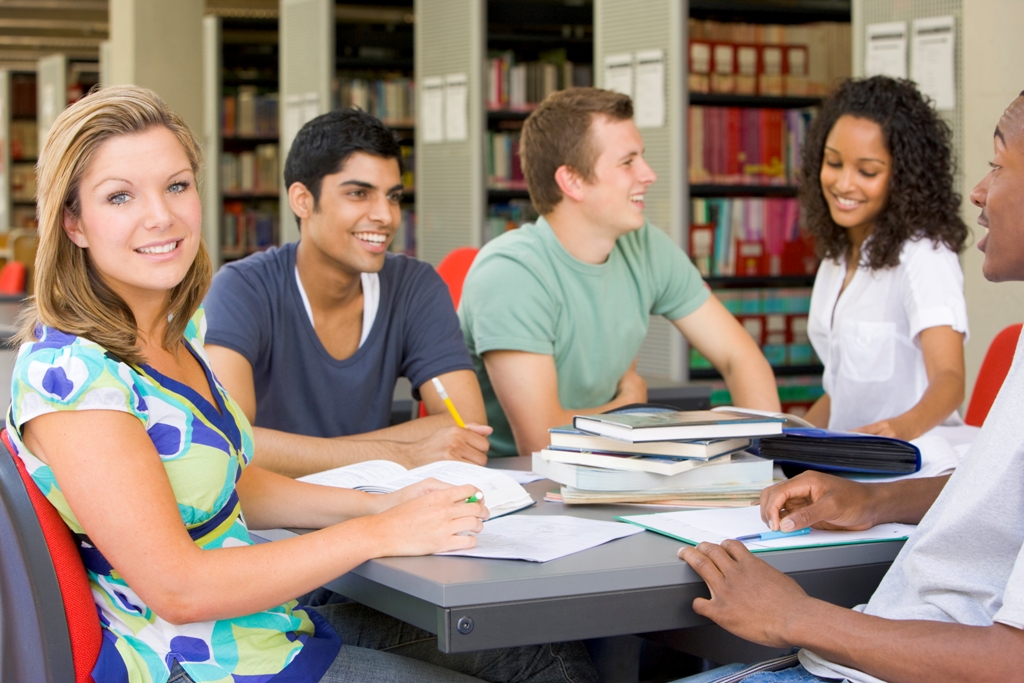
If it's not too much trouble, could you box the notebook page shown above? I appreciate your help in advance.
[297,460,408,489]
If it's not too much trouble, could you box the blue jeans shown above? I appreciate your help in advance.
[672,662,835,683]
[311,602,599,683]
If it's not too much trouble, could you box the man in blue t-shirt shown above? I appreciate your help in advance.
[204,109,491,477]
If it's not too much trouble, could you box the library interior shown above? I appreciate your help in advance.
[2,1,1024,683]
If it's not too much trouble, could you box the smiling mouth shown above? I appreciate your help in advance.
[354,232,388,246]
[831,194,864,209]
[630,194,645,204]
[136,240,180,255]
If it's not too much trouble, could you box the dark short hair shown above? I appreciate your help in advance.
[799,76,968,269]
[283,108,403,223]
[520,87,633,214]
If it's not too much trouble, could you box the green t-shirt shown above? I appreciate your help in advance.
[459,217,710,456]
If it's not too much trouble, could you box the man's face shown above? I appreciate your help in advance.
[576,116,657,236]
[972,97,1024,282]
[299,152,403,275]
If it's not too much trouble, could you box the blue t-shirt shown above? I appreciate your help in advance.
[203,243,473,438]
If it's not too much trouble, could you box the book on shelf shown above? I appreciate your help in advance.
[549,424,750,459]
[689,196,818,278]
[688,106,812,185]
[336,76,415,124]
[10,73,36,118]
[688,19,851,97]
[573,409,784,443]
[531,451,773,492]
[221,144,279,195]
[538,448,736,477]
[298,460,534,518]
[10,164,36,203]
[223,86,279,138]
[9,120,37,160]
[487,50,592,111]
[487,199,537,242]
[222,201,278,254]
[487,131,523,187]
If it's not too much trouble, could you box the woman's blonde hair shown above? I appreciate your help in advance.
[16,85,212,366]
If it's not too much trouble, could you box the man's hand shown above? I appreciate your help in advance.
[760,471,879,532]
[398,423,492,467]
[615,359,647,405]
[679,540,816,648]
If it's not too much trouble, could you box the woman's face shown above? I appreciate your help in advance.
[819,115,892,238]
[62,126,201,313]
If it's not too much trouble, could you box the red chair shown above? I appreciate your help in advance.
[434,246,479,310]
[0,429,102,683]
[418,247,480,418]
[0,260,27,294]
[964,323,1024,427]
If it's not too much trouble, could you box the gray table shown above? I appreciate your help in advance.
[324,457,901,659]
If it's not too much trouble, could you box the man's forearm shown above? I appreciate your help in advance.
[345,414,456,444]
[868,475,949,525]
[787,598,1024,683]
[719,355,781,411]
[251,426,415,478]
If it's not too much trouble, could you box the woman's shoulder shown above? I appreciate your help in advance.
[898,237,962,271]
[16,325,118,368]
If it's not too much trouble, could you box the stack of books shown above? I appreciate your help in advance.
[533,409,784,507]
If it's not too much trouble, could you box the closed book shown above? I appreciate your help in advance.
[531,452,773,492]
[573,410,783,443]
[539,448,735,476]
[549,425,749,459]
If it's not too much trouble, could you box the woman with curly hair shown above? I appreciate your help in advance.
[800,76,969,441]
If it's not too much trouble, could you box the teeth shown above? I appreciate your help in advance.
[834,195,861,208]
[630,194,644,202]
[355,232,387,245]
[136,242,177,254]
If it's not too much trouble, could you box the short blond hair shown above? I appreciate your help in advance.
[16,85,212,366]
[520,87,633,215]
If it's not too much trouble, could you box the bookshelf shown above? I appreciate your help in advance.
[684,0,852,412]
[483,0,593,243]
[0,71,38,233]
[202,15,280,269]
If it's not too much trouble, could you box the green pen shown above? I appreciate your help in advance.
[465,491,483,503]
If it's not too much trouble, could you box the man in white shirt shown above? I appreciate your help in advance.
[673,93,1024,683]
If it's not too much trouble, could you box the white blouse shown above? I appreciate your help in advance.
[808,237,968,433]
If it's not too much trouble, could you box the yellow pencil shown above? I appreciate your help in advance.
[431,377,466,428]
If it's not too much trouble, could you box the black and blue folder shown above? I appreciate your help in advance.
[757,428,921,475]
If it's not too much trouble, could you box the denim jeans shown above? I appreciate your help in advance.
[672,661,837,683]
[311,602,600,683]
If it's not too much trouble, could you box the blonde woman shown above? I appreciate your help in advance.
[7,86,596,683]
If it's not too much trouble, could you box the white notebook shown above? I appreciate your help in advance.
[618,506,914,552]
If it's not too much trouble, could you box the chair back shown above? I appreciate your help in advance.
[435,247,479,310]
[965,323,1024,427]
[0,260,26,294]
[0,429,101,683]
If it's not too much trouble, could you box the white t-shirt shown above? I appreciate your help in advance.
[295,267,379,348]
[807,238,968,432]
[800,329,1024,682]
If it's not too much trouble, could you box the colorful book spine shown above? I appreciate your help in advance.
[689,106,811,185]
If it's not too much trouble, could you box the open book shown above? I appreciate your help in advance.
[298,460,535,518]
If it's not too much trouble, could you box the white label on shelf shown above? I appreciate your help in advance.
[444,73,468,142]
[603,53,633,99]
[865,21,907,79]
[634,49,665,129]
[421,76,444,144]
[911,16,956,111]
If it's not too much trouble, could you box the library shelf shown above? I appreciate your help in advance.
[705,275,816,289]
[223,191,281,200]
[689,94,822,108]
[223,135,279,145]
[690,364,825,381]
[335,57,413,71]
[487,187,531,202]
[690,184,800,198]
[487,108,534,121]
[689,0,850,24]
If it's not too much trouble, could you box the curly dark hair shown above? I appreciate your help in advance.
[799,76,968,269]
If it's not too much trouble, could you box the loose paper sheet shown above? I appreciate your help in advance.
[444,73,468,142]
[490,469,545,484]
[439,515,643,562]
[421,76,445,143]
[620,506,913,552]
[911,16,956,110]
[603,53,634,98]
[634,49,665,129]
[865,21,907,79]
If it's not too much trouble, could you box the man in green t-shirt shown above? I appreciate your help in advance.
[459,87,780,457]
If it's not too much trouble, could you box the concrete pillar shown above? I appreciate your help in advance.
[108,0,203,133]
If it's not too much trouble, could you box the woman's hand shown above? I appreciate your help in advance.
[366,477,458,514]
[365,483,489,557]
